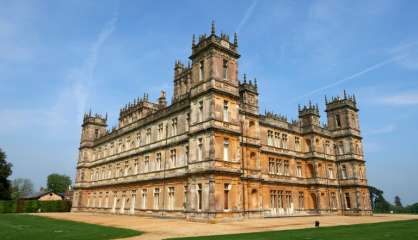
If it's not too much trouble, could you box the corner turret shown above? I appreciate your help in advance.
[298,101,320,127]
[325,90,359,131]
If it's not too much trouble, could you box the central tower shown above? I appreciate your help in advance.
[185,22,244,220]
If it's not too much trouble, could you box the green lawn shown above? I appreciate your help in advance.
[167,220,418,240]
[0,214,142,240]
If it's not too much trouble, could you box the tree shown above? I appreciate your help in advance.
[368,186,392,213]
[0,148,13,200]
[11,178,34,199]
[47,174,71,193]
[394,195,402,207]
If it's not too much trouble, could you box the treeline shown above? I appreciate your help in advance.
[369,186,418,214]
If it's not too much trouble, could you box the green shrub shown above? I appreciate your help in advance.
[39,200,72,212]
[0,200,71,213]
[23,200,40,213]
[0,200,16,213]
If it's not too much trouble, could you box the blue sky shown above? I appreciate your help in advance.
[1,0,418,204]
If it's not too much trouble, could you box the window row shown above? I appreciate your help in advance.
[90,115,191,161]
[87,148,189,182]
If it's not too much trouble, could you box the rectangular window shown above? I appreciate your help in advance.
[124,162,128,176]
[295,137,301,151]
[97,193,102,208]
[223,60,228,80]
[331,192,337,209]
[168,187,175,210]
[276,159,282,175]
[146,128,151,144]
[130,191,136,214]
[184,185,188,209]
[223,139,229,161]
[277,191,283,208]
[269,158,275,174]
[224,183,230,210]
[170,149,176,168]
[112,194,117,213]
[186,113,190,131]
[171,118,177,136]
[325,140,330,154]
[274,132,280,148]
[282,134,288,149]
[284,160,289,176]
[335,114,341,128]
[223,101,229,122]
[156,153,162,170]
[198,138,203,161]
[105,192,109,208]
[133,160,138,175]
[296,165,302,177]
[338,141,344,155]
[198,101,203,122]
[158,123,163,140]
[154,188,160,210]
[141,189,147,209]
[298,192,304,209]
[345,192,351,209]
[144,156,150,172]
[197,184,203,210]
[341,165,347,179]
[328,167,334,179]
[136,132,141,147]
[270,190,276,209]
[185,145,189,163]
[267,130,273,146]
[199,60,204,81]
[285,191,292,209]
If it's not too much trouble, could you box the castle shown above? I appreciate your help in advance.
[72,22,372,221]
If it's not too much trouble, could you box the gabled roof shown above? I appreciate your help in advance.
[21,191,64,200]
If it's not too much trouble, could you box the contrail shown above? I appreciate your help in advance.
[86,7,119,81]
[236,0,258,34]
[294,53,409,101]
[75,5,119,120]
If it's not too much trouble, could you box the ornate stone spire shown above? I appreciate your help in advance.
[234,32,238,47]
[192,34,195,47]
[211,20,215,35]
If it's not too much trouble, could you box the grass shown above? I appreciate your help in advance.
[167,220,418,240]
[0,214,142,240]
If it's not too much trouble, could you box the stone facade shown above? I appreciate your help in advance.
[72,22,372,221]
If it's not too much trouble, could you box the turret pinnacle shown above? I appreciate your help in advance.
[234,32,238,47]
[211,20,216,35]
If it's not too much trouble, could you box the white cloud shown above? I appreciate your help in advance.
[363,141,382,154]
[59,6,119,124]
[378,93,418,106]
[364,124,397,136]
[0,6,119,134]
